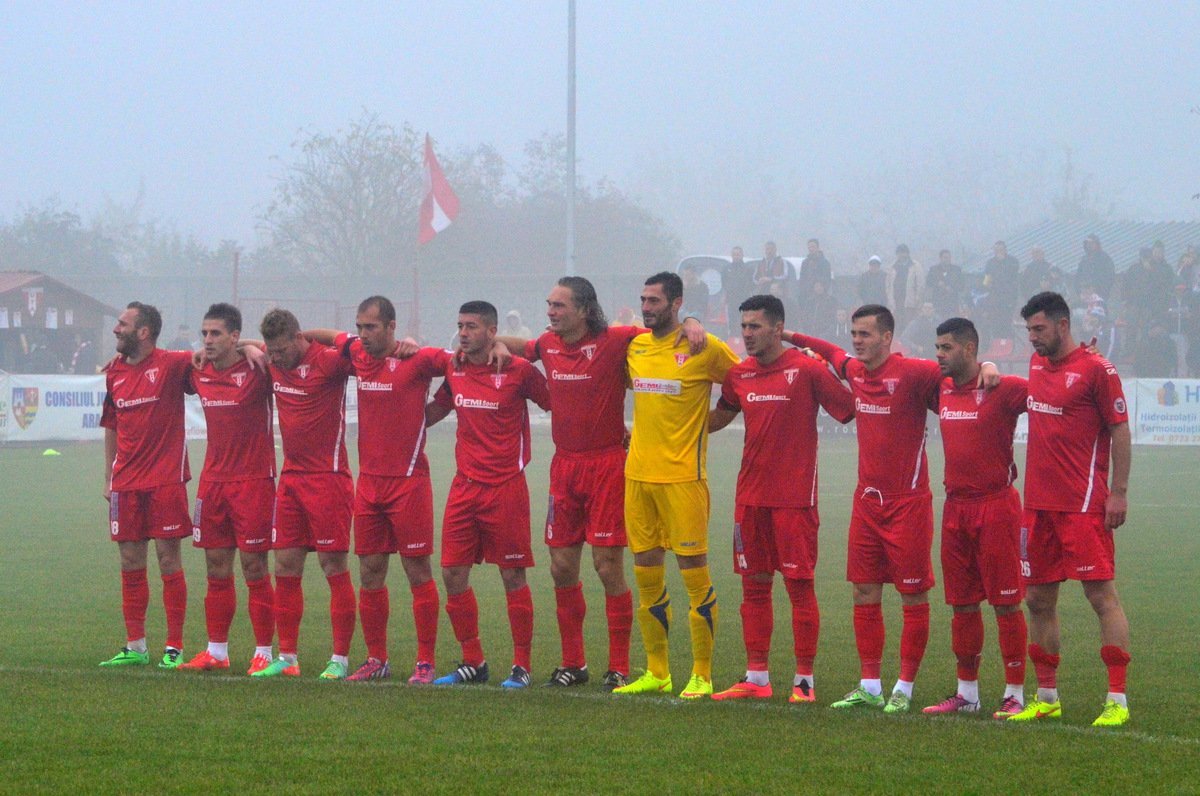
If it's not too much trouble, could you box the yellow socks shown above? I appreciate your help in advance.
[682,566,717,681]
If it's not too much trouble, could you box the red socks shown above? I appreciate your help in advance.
[411,580,440,664]
[161,570,187,650]
[274,575,303,656]
[996,610,1027,686]
[899,602,930,682]
[854,603,885,679]
[121,568,149,642]
[605,590,633,676]
[446,588,484,666]
[1029,642,1060,689]
[951,610,984,680]
[740,577,773,670]
[359,586,389,662]
[785,577,819,673]
[555,583,587,669]
[507,585,534,671]
[246,576,275,648]
[327,571,356,657]
[204,576,236,644]
[1100,645,1131,693]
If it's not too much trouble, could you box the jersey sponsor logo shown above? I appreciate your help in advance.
[1065,371,1081,388]
[883,377,899,395]
[550,370,590,381]
[200,397,239,408]
[11,387,38,429]
[1026,397,1063,415]
[491,373,506,389]
[632,377,682,395]
[939,407,978,421]
[145,367,160,384]
[784,367,799,384]
[273,382,307,396]
[296,364,311,379]
[1114,397,1126,414]
[746,392,789,402]
[358,381,394,392]
[854,397,891,415]
[114,395,160,409]
[581,343,597,360]
[674,353,689,366]
[454,393,500,410]
[232,371,247,387]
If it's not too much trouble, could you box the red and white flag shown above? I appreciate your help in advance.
[418,134,460,244]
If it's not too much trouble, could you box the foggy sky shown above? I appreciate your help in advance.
[3,0,1198,252]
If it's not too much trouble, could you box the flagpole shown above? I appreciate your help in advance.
[565,0,577,277]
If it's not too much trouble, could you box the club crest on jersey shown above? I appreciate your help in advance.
[145,367,159,384]
[674,353,689,367]
[232,372,246,387]
[491,373,506,388]
[296,364,310,379]
[974,389,985,405]
[11,387,38,429]
[388,358,399,372]
[1065,371,1081,388]
[784,368,799,385]
[1114,397,1126,414]
[581,344,597,360]
[883,378,899,395]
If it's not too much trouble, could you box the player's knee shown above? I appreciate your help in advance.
[240,553,267,582]
[500,567,527,591]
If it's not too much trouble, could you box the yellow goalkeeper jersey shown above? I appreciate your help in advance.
[625,331,739,483]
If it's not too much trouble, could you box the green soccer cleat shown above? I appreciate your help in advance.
[612,670,673,696]
[883,691,911,714]
[319,660,347,681]
[678,674,713,700]
[158,647,183,669]
[1006,698,1062,722]
[249,657,300,678]
[830,687,885,709]
[1091,700,1130,728]
[99,647,150,667]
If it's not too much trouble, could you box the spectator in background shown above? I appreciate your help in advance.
[71,333,98,374]
[724,246,753,336]
[1149,240,1171,276]
[167,324,196,352]
[858,255,889,307]
[1021,247,1054,300]
[23,332,62,373]
[1076,234,1116,301]
[900,302,937,358]
[926,249,964,319]
[505,309,533,339]
[1121,246,1175,355]
[888,244,924,328]
[798,238,832,315]
[807,278,839,341]
[1082,305,1120,363]
[680,263,710,323]
[833,307,852,340]
[1167,285,1191,377]
[754,241,791,293]
[982,241,1021,343]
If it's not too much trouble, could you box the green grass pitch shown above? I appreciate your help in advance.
[1,427,1197,793]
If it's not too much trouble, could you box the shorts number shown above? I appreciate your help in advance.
[192,527,201,543]
[110,520,119,537]
[1020,560,1031,578]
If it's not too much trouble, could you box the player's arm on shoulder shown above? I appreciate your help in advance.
[784,331,848,378]
[425,381,453,427]
[302,328,341,346]
[524,362,552,412]
[494,335,529,361]
[1105,421,1131,531]
[487,339,514,371]
[708,398,739,433]
[675,316,709,354]
[979,360,1002,389]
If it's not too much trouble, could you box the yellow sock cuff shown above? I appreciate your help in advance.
[681,566,713,607]
[634,565,668,607]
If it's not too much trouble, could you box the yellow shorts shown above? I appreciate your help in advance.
[624,479,710,556]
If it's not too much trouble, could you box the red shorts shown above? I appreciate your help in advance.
[272,471,353,552]
[192,478,274,552]
[354,473,434,557]
[109,483,191,543]
[545,447,627,548]
[733,504,819,579]
[941,488,1024,606]
[847,489,935,593]
[441,473,533,569]
[1021,509,1115,583]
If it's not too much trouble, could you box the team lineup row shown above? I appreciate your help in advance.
[97,272,1132,727]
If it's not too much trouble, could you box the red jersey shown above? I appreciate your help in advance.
[718,347,854,507]
[337,333,452,477]
[524,325,641,454]
[270,340,354,475]
[938,374,1027,500]
[792,334,941,498]
[433,356,551,484]
[190,358,276,483]
[1024,344,1128,513]
[100,348,193,491]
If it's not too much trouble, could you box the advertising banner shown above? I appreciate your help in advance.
[1133,379,1200,445]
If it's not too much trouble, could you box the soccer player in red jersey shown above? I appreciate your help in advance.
[98,302,193,669]
[249,308,358,681]
[1010,292,1132,727]
[303,295,453,684]
[922,317,1030,719]
[787,305,997,713]
[425,300,551,688]
[177,303,278,675]
[708,295,855,703]
[493,276,706,690]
